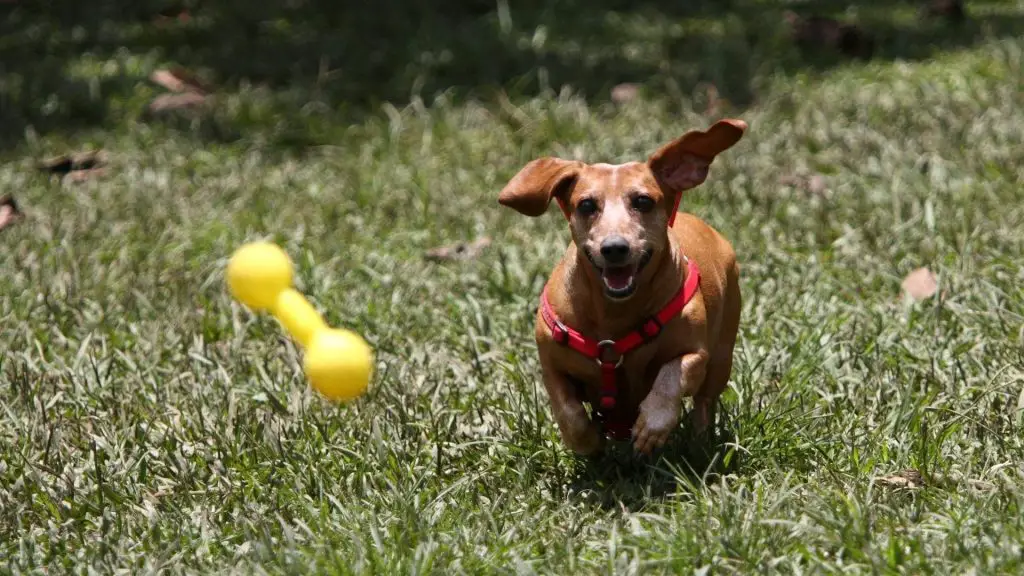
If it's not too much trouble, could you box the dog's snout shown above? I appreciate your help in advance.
[599,236,631,264]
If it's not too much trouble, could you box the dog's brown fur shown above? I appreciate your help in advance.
[498,119,746,456]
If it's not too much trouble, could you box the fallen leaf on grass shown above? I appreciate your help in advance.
[149,67,208,94]
[876,469,924,489]
[39,151,109,183]
[64,167,108,183]
[0,195,20,231]
[806,174,827,196]
[705,84,720,116]
[155,9,192,25]
[148,66,211,115]
[779,173,828,197]
[39,151,106,175]
[901,267,938,301]
[150,70,188,93]
[696,82,725,116]
[148,92,209,113]
[424,237,491,261]
[610,83,639,104]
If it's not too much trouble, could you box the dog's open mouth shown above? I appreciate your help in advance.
[601,264,638,298]
[587,249,652,300]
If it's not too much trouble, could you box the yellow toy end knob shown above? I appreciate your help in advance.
[303,329,374,401]
[226,241,294,310]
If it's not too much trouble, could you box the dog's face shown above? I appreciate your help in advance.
[499,119,746,300]
[563,162,668,299]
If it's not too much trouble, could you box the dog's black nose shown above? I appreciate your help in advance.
[600,236,631,264]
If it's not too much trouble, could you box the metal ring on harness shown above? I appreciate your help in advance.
[595,340,624,368]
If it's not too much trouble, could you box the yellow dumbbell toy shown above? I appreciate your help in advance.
[226,241,373,401]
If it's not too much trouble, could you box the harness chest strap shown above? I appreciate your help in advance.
[539,257,701,416]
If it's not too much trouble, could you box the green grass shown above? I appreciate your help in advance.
[2,1,1024,573]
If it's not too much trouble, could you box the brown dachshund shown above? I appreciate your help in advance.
[498,119,746,456]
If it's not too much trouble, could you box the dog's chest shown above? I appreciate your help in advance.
[552,329,689,408]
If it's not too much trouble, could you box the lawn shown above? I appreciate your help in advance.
[2,1,1023,573]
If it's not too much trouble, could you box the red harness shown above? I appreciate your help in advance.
[539,256,700,440]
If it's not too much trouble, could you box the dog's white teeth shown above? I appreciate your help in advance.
[602,272,634,291]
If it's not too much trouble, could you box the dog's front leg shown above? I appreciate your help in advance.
[540,363,605,456]
[633,351,708,455]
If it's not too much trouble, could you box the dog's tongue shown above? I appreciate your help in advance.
[602,265,635,290]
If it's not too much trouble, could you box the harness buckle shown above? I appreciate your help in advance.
[595,340,624,368]
[551,320,569,345]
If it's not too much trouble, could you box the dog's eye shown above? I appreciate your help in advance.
[576,198,598,216]
[632,195,655,213]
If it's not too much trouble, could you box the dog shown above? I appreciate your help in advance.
[498,119,746,456]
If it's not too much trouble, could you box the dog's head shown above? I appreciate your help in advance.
[498,119,746,300]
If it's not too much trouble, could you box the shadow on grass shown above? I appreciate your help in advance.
[1,0,1021,151]
[566,419,743,511]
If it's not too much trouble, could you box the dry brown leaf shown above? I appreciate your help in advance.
[876,469,924,489]
[149,67,208,94]
[0,195,21,232]
[424,237,492,262]
[150,69,188,93]
[148,92,208,113]
[39,150,107,175]
[779,173,828,197]
[902,267,938,301]
[155,9,192,24]
[807,174,827,196]
[610,83,639,104]
[64,167,108,183]
[697,82,722,116]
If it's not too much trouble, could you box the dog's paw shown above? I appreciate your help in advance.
[560,415,605,456]
[633,401,681,455]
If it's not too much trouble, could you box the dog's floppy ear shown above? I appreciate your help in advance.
[647,119,746,193]
[498,157,582,217]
